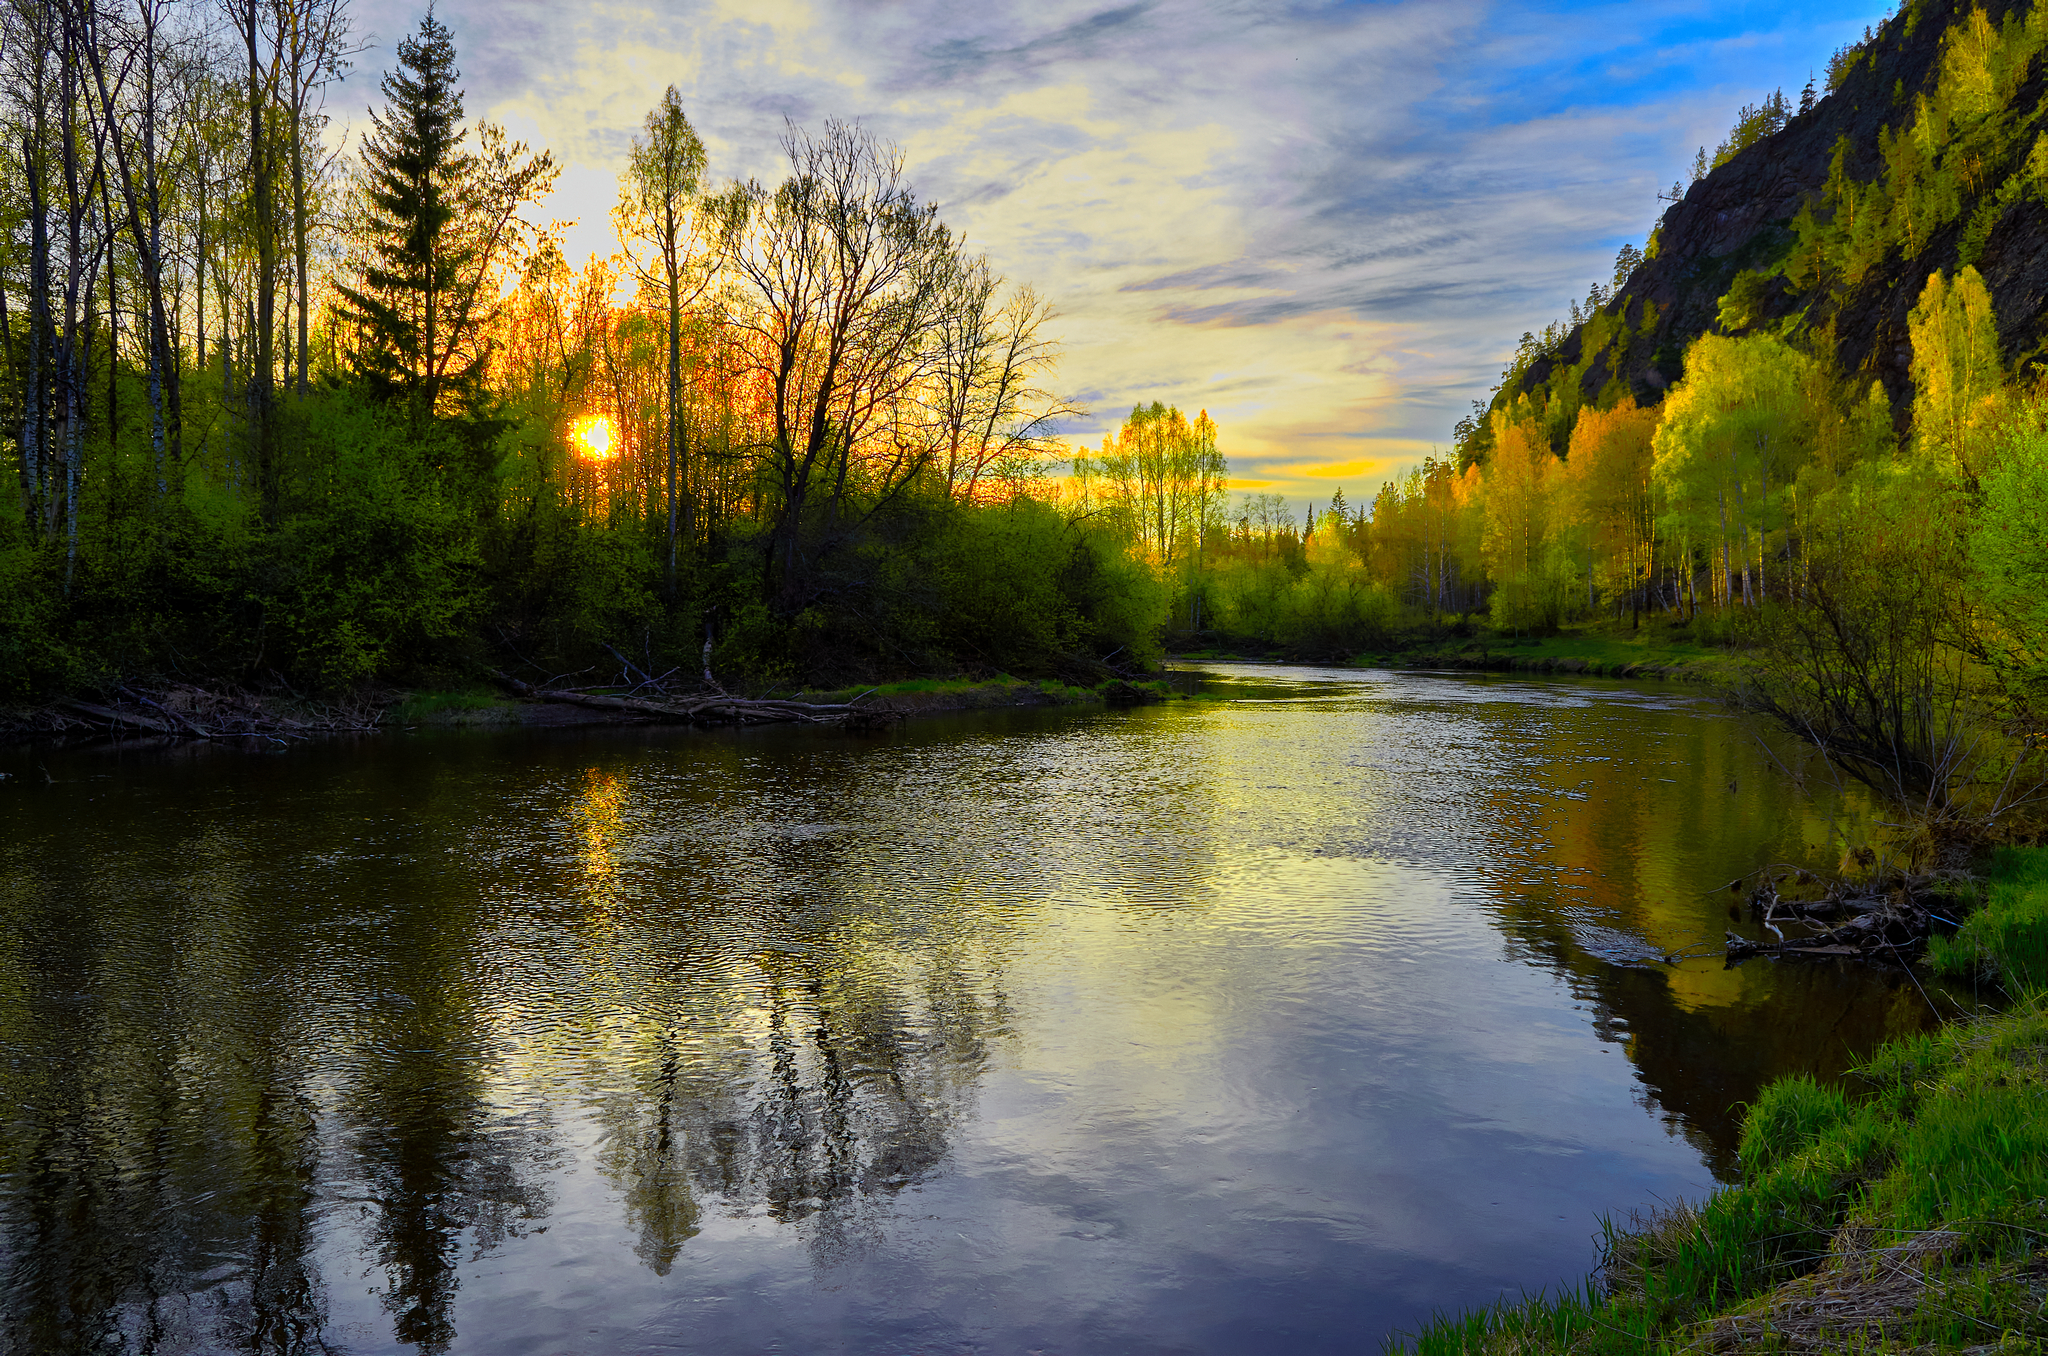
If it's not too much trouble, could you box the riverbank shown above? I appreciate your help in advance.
[0,673,1171,745]
[1396,845,2048,1355]
[1174,622,1744,683]
[1364,629,1741,682]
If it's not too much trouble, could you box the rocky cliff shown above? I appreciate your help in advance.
[1482,0,2048,453]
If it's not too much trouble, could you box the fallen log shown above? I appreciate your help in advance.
[122,688,215,737]
[57,698,177,735]
[1725,865,1955,967]
[487,671,867,726]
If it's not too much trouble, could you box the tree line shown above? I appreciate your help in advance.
[0,1,1174,696]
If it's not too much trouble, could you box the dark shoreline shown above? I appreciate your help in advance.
[0,674,1153,750]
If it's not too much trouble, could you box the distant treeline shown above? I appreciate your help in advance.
[1348,0,2048,827]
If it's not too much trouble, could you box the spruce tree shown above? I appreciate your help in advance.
[338,7,476,413]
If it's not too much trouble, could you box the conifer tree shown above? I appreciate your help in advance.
[338,8,476,414]
[1611,242,1644,290]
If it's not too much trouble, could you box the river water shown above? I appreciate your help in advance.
[0,665,1947,1354]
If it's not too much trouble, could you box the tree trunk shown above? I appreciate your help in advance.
[665,249,681,598]
[292,104,309,396]
[22,133,50,534]
[1756,462,1769,604]
[1718,487,1731,610]
[246,0,278,518]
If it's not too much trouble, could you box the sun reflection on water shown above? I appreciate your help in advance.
[572,769,627,906]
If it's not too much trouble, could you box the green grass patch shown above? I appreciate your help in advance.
[1351,620,1746,681]
[786,674,1114,709]
[1390,845,2048,1355]
[1929,845,2048,995]
[391,688,512,723]
[788,674,1027,700]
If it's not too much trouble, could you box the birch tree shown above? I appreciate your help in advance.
[615,85,710,595]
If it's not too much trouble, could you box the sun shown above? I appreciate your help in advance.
[571,414,619,461]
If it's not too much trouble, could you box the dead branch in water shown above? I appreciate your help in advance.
[1722,866,1972,967]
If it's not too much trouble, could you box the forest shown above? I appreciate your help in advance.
[9,0,2048,827]
[0,0,1200,699]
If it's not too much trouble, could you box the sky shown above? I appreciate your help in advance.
[329,0,1892,508]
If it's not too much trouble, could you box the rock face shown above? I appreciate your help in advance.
[1504,0,2048,426]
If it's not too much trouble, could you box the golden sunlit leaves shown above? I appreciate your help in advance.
[572,414,621,462]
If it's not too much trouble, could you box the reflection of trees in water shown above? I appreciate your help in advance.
[0,743,1027,1349]
[747,966,957,1223]
[539,758,1015,1273]
[1463,708,1940,1174]
[339,920,556,1353]
[0,897,334,1354]
[572,936,1004,1275]
[609,1049,703,1274]
[213,1075,326,1354]
[0,769,561,1356]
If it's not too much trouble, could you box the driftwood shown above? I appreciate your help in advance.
[486,671,886,727]
[1724,873,1940,965]
[45,686,382,741]
[57,698,178,735]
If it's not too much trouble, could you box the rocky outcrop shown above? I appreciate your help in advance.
[1512,0,2048,422]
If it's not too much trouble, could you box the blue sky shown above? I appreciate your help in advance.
[333,0,1893,505]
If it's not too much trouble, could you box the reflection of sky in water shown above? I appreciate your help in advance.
[0,670,1943,1355]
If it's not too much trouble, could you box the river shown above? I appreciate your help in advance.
[0,664,1947,1354]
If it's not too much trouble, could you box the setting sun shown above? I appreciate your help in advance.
[571,414,619,461]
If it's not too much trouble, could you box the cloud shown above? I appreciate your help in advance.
[331,0,1891,508]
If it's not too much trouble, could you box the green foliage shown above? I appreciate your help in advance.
[335,12,555,415]
[931,498,1076,668]
[1206,512,1397,657]
[0,528,72,698]
[1737,1075,1853,1177]
[1611,242,1645,290]
[1714,269,1774,333]
[1910,265,2006,478]
[1711,90,1792,169]
[1652,333,1818,611]
[335,10,473,405]
[266,396,487,687]
[1970,422,2048,699]
[1825,38,1863,93]
[1790,5,2048,297]
[1058,523,1172,669]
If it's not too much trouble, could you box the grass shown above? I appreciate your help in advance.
[1929,846,2048,996]
[1391,845,2048,1355]
[786,674,1172,708]
[1357,620,1745,681]
[1174,621,1742,680]
[389,688,515,723]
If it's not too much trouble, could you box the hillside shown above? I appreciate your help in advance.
[1468,0,2048,460]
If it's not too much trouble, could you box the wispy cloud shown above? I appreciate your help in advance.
[333,0,1890,506]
